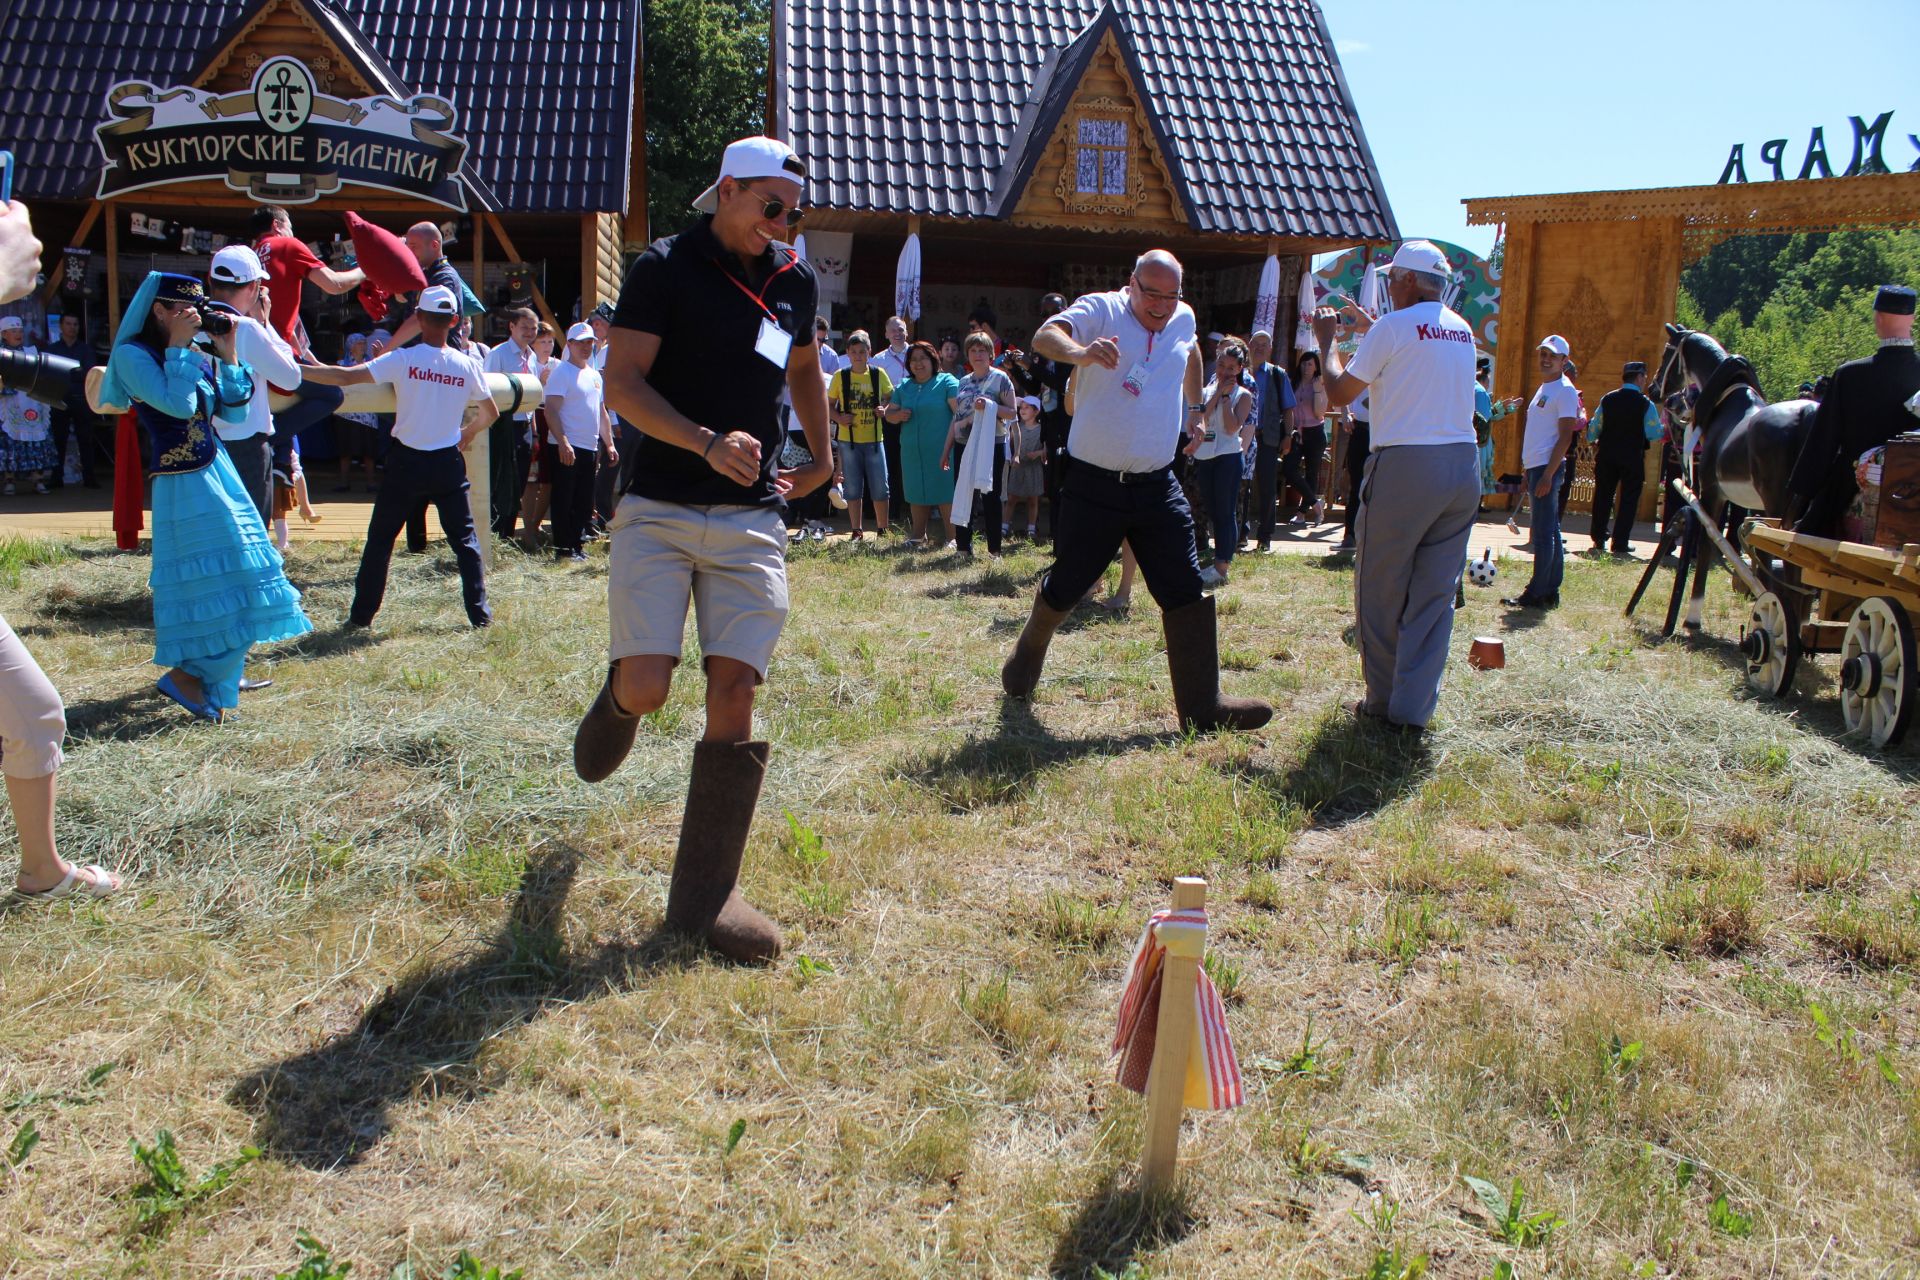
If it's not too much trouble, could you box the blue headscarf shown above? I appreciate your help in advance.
[98,271,164,409]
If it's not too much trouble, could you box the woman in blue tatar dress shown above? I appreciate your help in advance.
[101,272,310,722]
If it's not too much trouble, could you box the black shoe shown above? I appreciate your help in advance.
[1501,593,1545,609]
[344,616,373,629]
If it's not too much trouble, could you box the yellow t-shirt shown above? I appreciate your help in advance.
[828,365,894,445]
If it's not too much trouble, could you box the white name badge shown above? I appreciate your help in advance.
[1120,361,1149,398]
[755,317,794,368]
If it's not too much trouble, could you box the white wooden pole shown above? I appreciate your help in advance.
[1140,877,1207,1194]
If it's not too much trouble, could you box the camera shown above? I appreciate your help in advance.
[0,347,80,407]
[199,308,235,338]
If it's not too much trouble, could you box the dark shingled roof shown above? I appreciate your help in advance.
[0,0,639,214]
[773,0,1396,241]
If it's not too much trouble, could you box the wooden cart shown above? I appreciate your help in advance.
[1737,521,1920,748]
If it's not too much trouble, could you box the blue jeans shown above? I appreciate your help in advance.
[1524,462,1565,600]
[839,439,889,503]
[1196,451,1245,563]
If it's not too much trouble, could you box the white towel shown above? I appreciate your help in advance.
[949,402,997,530]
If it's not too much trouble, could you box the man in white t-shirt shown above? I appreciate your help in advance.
[543,322,617,561]
[204,246,301,527]
[1001,249,1271,734]
[1313,239,1480,732]
[301,286,497,628]
[1507,333,1582,608]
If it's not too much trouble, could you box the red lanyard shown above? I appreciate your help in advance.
[717,254,801,324]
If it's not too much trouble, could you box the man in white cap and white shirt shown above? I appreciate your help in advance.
[1504,333,1581,609]
[1312,239,1480,732]
[300,285,497,629]
[571,134,833,964]
[544,321,617,560]
[205,245,302,528]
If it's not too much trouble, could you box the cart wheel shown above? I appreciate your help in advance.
[1741,590,1800,699]
[1837,596,1918,748]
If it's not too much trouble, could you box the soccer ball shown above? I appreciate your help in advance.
[1466,550,1498,588]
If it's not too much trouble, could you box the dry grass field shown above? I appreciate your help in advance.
[0,528,1916,1279]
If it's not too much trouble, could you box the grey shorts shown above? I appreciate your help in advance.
[607,495,790,680]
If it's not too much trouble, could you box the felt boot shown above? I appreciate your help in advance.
[1001,590,1071,698]
[1162,596,1272,733]
[573,666,641,783]
[663,740,782,963]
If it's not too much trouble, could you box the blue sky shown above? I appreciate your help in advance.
[1318,0,1920,260]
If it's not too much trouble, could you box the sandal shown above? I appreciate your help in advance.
[14,863,124,902]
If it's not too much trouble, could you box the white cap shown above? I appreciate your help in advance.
[0,316,21,332]
[691,136,806,214]
[210,244,268,284]
[417,285,460,317]
[1537,334,1570,356]
[1389,240,1451,277]
[565,322,595,343]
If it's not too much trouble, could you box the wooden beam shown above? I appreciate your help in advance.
[105,202,121,336]
[479,212,556,329]
[580,213,599,311]
[40,202,105,304]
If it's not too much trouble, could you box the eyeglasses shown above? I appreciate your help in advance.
[737,180,805,228]
[1131,277,1182,305]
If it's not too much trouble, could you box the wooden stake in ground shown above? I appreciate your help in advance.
[1141,877,1208,1193]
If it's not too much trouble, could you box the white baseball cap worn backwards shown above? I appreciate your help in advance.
[417,285,460,317]
[691,136,806,214]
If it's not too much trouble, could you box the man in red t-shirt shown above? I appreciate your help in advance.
[247,205,366,358]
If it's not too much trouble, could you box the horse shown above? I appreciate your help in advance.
[1644,323,1817,629]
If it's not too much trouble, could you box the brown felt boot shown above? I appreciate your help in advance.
[573,666,641,783]
[1001,590,1072,698]
[663,740,783,963]
[1162,596,1272,733]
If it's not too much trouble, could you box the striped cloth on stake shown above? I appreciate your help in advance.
[1111,908,1245,1110]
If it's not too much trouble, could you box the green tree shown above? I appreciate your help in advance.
[642,0,773,242]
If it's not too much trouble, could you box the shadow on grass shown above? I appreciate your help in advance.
[229,844,694,1170]
[903,696,1174,810]
[268,622,381,663]
[1048,1172,1196,1280]
[1235,712,1432,827]
[64,686,193,743]
[924,566,1025,600]
[35,584,152,630]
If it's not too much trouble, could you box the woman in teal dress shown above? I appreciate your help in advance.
[881,341,960,547]
[102,272,310,722]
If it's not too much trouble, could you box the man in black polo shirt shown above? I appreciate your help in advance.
[572,136,833,963]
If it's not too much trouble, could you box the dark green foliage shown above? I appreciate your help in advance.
[643,0,773,240]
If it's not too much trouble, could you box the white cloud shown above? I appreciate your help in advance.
[1336,39,1371,55]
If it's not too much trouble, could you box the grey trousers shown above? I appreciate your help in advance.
[222,433,274,527]
[1353,442,1481,728]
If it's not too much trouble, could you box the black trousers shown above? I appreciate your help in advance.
[1039,461,1204,613]
[545,441,598,554]
[489,416,520,539]
[223,433,274,527]
[1282,425,1325,509]
[954,438,1006,556]
[1342,422,1372,540]
[353,442,490,627]
[1589,451,1645,551]
[49,409,105,487]
[1042,413,1072,540]
[1253,436,1283,545]
[880,421,905,527]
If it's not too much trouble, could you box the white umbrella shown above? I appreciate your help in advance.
[895,233,923,322]
[1356,255,1384,318]
[1251,252,1281,335]
[792,232,809,264]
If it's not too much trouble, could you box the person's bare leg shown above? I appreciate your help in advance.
[703,656,759,743]
[9,771,116,894]
[610,654,676,719]
[167,667,206,704]
[938,504,953,543]
[874,498,890,535]
[910,504,929,541]
[1105,541,1138,608]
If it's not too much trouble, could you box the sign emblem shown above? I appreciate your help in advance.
[255,58,314,134]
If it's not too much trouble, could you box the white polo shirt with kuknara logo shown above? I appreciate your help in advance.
[367,344,492,451]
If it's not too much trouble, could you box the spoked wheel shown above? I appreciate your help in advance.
[1741,590,1801,699]
[1838,596,1918,748]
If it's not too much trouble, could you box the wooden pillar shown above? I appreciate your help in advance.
[469,216,492,569]
[105,202,121,337]
[581,213,601,311]
[1140,877,1208,1194]
[1638,217,1686,523]
[1491,220,1539,507]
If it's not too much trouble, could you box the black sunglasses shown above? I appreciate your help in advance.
[737,180,805,228]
